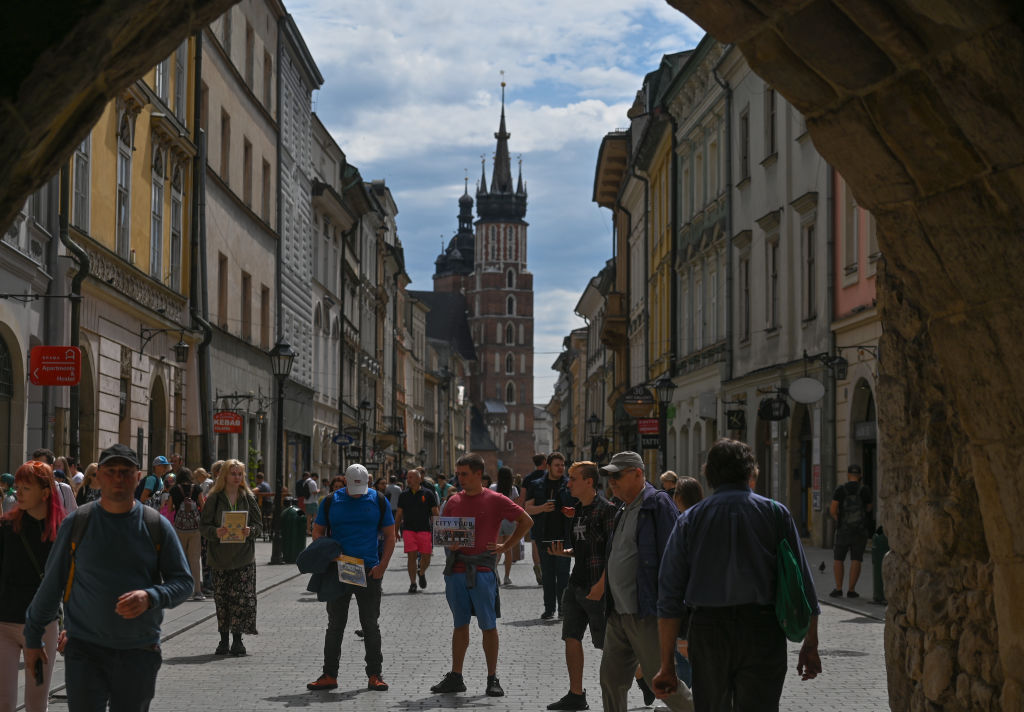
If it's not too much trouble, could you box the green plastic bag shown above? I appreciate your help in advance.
[772,501,812,642]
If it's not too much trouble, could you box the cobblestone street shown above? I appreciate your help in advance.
[29,542,889,711]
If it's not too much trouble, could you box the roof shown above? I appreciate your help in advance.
[407,290,476,361]
[470,407,498,451]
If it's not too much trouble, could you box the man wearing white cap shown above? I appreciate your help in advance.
[306,463,396,693]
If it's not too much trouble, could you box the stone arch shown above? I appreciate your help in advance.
[0,326,25,474]
[148,374,168,465]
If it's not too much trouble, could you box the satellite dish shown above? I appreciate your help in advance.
[789,377,825,404]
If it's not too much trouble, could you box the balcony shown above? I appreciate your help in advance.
[600,292,628,348]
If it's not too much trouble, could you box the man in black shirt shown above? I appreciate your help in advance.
[396,469,439,594]
[546,461,617,710]
[829,464,873,598]
[524,452,572,619]
[518,453,548,585]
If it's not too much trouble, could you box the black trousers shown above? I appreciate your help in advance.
[322,575,383,677]
[688,605,787,712]
[538,547,570,614]
[64,638,161,712]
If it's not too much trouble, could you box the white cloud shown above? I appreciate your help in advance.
[288,0,703,403]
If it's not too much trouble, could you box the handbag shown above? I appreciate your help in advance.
[771,501,811,642]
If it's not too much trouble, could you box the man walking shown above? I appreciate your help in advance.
[306,463,395,693]
[653,438,821,711]
[598,451,693,712]
[300,472,320,535]
[524,452,572,619]
[830,464,873,598]
[24,443,193,711]
[430,453,532,698]
[396,469,439,593]
[546,461,618,711]
[138,456,169,507]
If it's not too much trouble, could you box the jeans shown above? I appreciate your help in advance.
[538,547,570,614]
[322,575,383,677]
[688,605,787,712]
[63,638,162,712]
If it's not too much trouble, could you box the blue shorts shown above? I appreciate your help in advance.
[444,571,498,630]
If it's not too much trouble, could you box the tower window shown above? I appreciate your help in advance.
[505,353,514,374]
[506,269,515,288]
[506,323,514,344]
[506,382,516,404]
[507,295,515,315]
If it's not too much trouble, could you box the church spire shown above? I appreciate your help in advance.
[490,78,514,194]
[516,155,525,195]
[477,154,487,195]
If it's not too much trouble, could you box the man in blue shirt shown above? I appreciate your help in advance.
[653,438,822,711]
[24,443,192,712]
[307,463,396,693]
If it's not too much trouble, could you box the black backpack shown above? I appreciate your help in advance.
[838,482,867,535]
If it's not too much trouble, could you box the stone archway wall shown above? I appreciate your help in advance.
[667,1,1024,709]
[0,0,237,231]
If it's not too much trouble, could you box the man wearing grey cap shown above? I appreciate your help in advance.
[598,451,693,712]
[24,443,192,711]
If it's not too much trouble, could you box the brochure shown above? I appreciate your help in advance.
[337,555,367,587]
[220,511,248,543]
[432,516,476,548]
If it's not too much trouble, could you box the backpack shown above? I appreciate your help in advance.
[63,501,165,602]
[173,484,201,531]
[135,474,163,508]
[838,482,867,535]
[302,478,315,499]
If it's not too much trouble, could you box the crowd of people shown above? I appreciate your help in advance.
[0,437,826,711]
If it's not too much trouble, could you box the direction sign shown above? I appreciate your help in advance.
[213,410,244,434]
[29,346,81,386]
[332,433,355,446]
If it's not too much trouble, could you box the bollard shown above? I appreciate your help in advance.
[872,526,888,604]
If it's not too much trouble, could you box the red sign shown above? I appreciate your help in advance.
[213,411,244,434]
[29,346,81,386]
[637,418,660,435]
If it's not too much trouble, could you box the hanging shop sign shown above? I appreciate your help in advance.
[757,397,790,422]
[29,346,81,386]
[213,410,244,434]
[623,385,656,418]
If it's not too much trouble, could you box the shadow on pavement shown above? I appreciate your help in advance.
[162,653,234,666]
[393,694,492,709]
[263,688,368,707]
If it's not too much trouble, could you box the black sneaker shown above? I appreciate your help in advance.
[409,583,418,594]
[547,690,589,710]
[419,572,428,589]
[636,676,655,706]
[431,671,466,694]
[541,610,555,620]
[847,590,860,599]
[486,675,505,697]
[829,588,844,598]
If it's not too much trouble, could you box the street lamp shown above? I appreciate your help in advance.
[587,413,601,459]
[565,439,575,462]
[268,339,295,565]
[359,399,372,463]
[653,374,676,473]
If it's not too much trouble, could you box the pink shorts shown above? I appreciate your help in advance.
[403,529,433,554]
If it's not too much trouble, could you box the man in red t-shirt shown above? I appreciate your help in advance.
[430,453,532,699]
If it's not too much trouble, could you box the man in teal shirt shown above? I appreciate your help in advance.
[24,443,192,711]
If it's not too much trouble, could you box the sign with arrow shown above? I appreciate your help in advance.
[29,346,81,386]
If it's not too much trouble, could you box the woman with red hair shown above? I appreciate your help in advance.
[0,460,66,711]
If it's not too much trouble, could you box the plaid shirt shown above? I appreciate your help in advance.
[569,492,619,590]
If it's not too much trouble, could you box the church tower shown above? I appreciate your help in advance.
[466,83,534,474]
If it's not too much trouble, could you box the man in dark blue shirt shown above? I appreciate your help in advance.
[524,452,571,619]
[653,438,822,711]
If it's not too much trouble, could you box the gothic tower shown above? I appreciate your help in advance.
[466,83,534,474]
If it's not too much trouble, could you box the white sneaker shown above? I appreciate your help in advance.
[192,593,206,601]
[503,576,512,586]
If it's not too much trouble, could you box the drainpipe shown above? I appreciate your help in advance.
[825,163,837,547]
[191,30,214,467]
[713,46,734,386]
[58,163,90,464]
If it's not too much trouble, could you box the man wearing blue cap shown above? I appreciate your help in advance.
[138,456,170,507]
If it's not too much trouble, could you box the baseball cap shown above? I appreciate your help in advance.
[345,464,369,495]
[847,464,863,475]
[152,455,170,466]
[601,451,645,473]
[99,444,140,468]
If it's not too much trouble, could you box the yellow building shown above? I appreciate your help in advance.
[65,39,197,466]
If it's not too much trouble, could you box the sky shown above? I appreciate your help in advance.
[288,0,704,405]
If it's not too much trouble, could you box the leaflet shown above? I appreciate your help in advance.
[337,555,367,587]
[432,516,476,548]
[220,511,248,543]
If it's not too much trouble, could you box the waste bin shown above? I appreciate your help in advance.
[871,526,888,604]
[281,499,307,564]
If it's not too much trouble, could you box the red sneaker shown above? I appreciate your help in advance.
[307,674,338,691]
[368,674,389,691]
